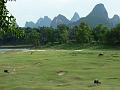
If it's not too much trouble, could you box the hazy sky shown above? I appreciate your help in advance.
[6,0,120,27]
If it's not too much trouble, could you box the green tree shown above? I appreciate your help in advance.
[106,24,120,45]
[26,30,40,47]
[0,0,16,33]
[93,24,109,44]
[0,0,21,45]
[75,22,92,43]
[39,27,54,44]
[57,24,69,44]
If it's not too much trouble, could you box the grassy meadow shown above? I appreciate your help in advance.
[0,49,120,90]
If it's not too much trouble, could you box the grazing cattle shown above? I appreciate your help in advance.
[94,79,101,85]
[4,70,9,73]
[30,52,33,55]
[98,53,104,56]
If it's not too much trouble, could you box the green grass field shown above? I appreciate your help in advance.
[0,49,120,90]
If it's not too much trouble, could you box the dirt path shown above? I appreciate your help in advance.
[24,49,83,52]
[0,49,83,53]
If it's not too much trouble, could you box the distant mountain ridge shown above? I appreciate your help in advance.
[25,21,36,28]
[25,16,51,28]
[25,3,120,28]
[71,12,80,22]
[73,3,112,27]
[50,14,70,28]
[110,15,120,26]
[36,16,51,28]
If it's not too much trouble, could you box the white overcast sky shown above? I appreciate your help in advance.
[6,0,120,27]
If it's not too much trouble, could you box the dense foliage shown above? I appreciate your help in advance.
[1,22,120,47]
[0,0,120,47]
[0,0,22,45]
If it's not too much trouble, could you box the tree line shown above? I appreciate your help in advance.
[0,22,120,47]
[1,0,120,47]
